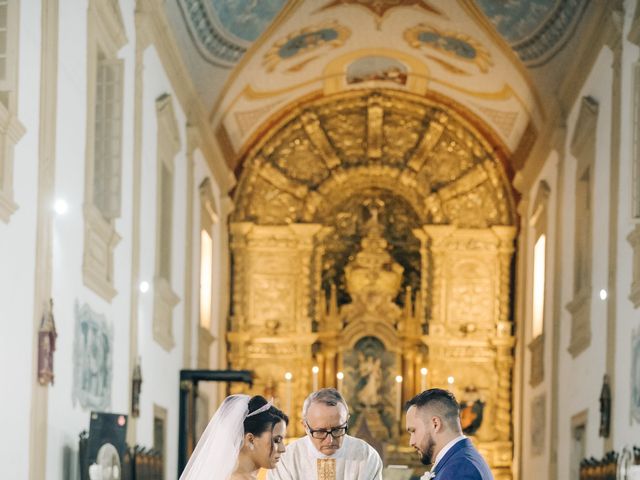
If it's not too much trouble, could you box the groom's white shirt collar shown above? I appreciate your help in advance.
[432,435,466,471]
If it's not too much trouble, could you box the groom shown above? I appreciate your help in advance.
[268,388,382,479]
[405,389,493,480]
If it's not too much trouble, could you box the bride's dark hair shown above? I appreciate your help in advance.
[244,395,289,436]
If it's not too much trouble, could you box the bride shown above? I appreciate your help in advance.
[179,395,289,480]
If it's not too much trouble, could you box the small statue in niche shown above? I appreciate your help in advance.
[131,358,142,418]
[38,299,57,386]
[599,373,611,438]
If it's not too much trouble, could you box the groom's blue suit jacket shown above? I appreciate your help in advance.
[431,438,493,480]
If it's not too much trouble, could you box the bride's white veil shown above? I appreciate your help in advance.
[179,394,250,480]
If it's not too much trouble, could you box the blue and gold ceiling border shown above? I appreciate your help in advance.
[475,0,590,67]
[179,0,287,68]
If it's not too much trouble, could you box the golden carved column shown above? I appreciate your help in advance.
[492,226,517,445]
[228,222,323,436]
[415,225,516,480]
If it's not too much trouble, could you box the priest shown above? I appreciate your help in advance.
[268,388,383,480]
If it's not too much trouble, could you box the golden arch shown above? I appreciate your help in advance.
[228,88,517,479]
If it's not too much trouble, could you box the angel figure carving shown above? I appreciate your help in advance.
[357,353,382,407]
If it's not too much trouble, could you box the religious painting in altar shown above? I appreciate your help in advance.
[343,336,396,440]
[460,385,486,436]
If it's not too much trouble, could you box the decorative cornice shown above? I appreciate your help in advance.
[570,96,598,159]
[155,94,181,159]
[178,0,244,66]
[512,0,589,67]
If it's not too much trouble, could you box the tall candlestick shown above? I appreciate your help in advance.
[336,371,344,392]
[312,366,319,391]
[395,375,403,421]
[284,372,293,415]
[420,367,428,392]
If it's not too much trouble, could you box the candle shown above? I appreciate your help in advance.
[284,372,293,415]
[447,376,454,386]
[336,371,344,391]
[395,375,403,421]
[312,366,319,391]
[420,367,428,392]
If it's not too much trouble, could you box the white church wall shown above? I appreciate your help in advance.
[520,150,559,480]
[556,47,614,479]
[0,1,42,477]
[192,148,226,414]
[613,2,640,451]
[42,0,137,478]
[134,43,189,477]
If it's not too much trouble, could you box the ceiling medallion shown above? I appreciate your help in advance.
[404,24,493,73]
[316,0,444,27]
[263,21,351,73]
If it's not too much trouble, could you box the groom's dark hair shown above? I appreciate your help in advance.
[244,395,289,437]
[406,388,461,431]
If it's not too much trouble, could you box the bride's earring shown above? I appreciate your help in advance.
[249,443,255,451]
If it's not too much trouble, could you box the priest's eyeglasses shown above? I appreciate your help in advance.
[305,422,349,439]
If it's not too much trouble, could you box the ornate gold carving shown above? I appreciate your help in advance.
[415,225,516,474]
[258,161,309,199]
[383,111,424,164]
[407,120,445,171]
[342,206,404,323]
[367,94,384,159]
[317,101,368,163]
[247,176,302,224]
[230,89,517,476]
[300,111,341,169]
[229,223,323,435]
[233,90,515,228]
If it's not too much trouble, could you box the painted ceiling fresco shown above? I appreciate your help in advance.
[167,0,596,166]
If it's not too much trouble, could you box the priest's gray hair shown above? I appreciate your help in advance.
[302,388,349,422]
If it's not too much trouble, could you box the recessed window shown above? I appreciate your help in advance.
[81,0,126,300]
[200,229,213,330]
[92,51,123,220]
[532,234,546,339]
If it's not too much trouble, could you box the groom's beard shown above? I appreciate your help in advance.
[420,433,436,465]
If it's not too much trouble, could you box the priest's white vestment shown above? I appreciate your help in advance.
[267,434,382,480]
